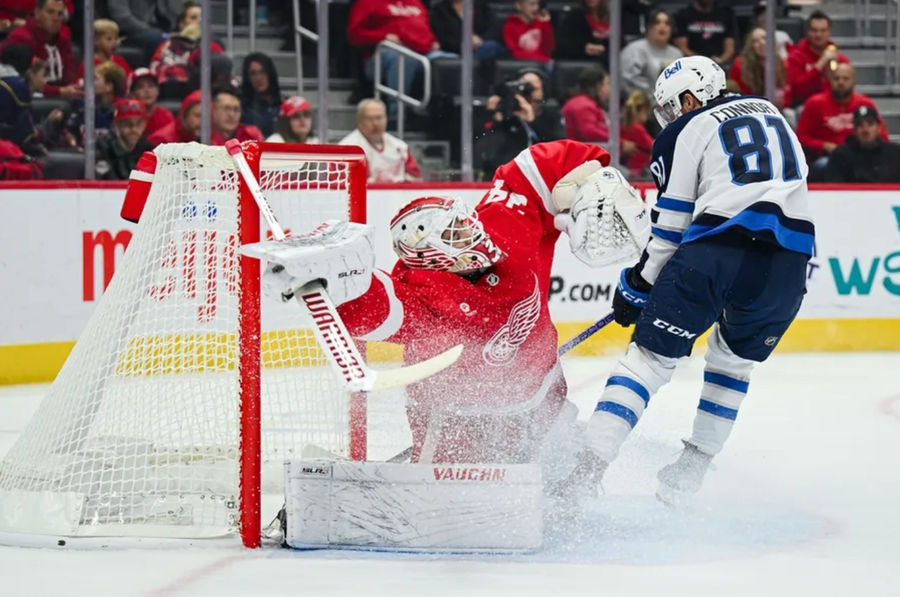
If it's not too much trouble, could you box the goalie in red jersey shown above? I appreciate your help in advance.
[252,140,648,476]
[240,139,650,550]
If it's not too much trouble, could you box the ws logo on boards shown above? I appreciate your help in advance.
[827,206,900,296]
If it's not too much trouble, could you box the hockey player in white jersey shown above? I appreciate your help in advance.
[563,55,815,505]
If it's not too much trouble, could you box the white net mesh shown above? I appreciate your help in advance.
[0,143,408,541]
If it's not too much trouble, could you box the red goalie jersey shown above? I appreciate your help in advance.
[338,140,610,463]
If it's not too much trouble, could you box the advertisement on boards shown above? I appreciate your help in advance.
[0,184,897,351]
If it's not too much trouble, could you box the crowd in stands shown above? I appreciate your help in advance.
[0,0,898,183]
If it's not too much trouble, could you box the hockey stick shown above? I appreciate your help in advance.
[557,311,615,356]
[226,140,463,392]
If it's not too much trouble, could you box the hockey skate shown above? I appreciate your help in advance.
[548,449,608,503]
[544,449,608,526]
[656,441,713,508]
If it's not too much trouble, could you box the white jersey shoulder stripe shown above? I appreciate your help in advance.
[513,148,554,214]
[358,269,405,341]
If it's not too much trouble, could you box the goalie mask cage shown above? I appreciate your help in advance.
[0,142,375,548]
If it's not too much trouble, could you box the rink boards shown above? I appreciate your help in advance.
[0,181,897,384]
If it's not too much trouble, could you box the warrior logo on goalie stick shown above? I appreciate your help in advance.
[482,274,541,367]
[301,290,367,382]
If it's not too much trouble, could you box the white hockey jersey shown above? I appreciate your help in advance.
[643,95,815,284]
[338,128,421,183]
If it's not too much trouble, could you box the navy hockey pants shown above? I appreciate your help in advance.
[633,231,810,362]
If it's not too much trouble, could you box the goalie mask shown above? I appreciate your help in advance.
[653,56,726,128]
[390,196,504,273]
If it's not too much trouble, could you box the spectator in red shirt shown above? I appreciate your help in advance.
[729,27,791,109]
[209,87,264,145]
[0,0,32,33]
[503,0,554,64]
[796,63,888,180]
[129,67,175,137]
[347,0,451,119]
[0,0,80,99]
[77,19,133,81]
[147,89,204,146]
[150,23,224,91]
[620,89,653,179]
[562,65,610,143]
[786,10,849,108]
[0,0,72,33]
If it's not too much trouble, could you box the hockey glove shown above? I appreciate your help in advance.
[554,167,649,268]
[612,266,651,327]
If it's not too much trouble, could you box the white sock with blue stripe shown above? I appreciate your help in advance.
[586,342,677,463]
[689,325,756,455]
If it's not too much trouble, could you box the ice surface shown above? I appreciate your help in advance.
[1,353,898,597]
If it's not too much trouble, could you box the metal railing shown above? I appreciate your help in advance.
[373,40,431,140]
[889,0,900,89]
[292,0,322,95]
[855,0,872,43]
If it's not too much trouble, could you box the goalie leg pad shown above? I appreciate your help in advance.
[283,460,543,552]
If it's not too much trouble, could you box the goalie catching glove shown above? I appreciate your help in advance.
[552,166,649,268]
[241,220,375,306]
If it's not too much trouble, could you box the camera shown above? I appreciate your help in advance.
[499,80,535,119]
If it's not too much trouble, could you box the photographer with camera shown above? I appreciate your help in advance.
[475,67,564,178]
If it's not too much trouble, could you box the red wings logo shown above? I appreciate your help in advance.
[482,274,541,367]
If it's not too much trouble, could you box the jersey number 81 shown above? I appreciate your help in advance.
[719,115,801,186]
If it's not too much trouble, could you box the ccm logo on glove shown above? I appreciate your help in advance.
[619,287,648,306]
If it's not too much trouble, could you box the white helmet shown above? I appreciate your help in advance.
[653,56,727,128]
[390,196,505,273]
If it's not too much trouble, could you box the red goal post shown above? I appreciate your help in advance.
[0,142,373,548]
[237,142,368,546]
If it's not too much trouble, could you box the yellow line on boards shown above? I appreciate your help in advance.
[1,319,898,385]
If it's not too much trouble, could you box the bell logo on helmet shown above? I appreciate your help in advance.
[663,61,682,79]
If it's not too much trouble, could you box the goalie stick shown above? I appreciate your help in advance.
[226,140,463,392]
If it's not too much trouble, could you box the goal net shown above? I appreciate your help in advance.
[0,142,407,547]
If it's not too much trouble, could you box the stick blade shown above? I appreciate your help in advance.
[350,344,464,392]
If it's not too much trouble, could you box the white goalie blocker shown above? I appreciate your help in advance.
[283,459,543,552]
